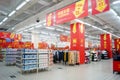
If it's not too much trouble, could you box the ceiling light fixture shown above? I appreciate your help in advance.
[65,31,70,33]
[56,28,64,32]
[75,19,120,38]
[8,10,16,17]
[41,32,48,35]
[25,0,31,2]
[0,21,3,25]
[110,9,117,16]
[35,25,42,28]
[2,17,8,22]
[16,1,27,10]
[113,0,120,4]
[46,27,55,30]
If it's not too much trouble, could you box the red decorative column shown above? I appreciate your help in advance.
[70,23,85,64]
[100,34,112,58]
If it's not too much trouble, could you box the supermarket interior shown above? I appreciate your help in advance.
[0,0,120,80]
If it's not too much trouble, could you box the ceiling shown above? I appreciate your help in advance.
[0,0,120,43]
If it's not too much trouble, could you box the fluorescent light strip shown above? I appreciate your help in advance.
[56,28,64,32]
[46,27,55,30]
[35,25,42,28]
[8,10,16,17]
[113,0,120,4]
[16,1,27,10]
[75,19,120,38]
[2,17,8,22]
[41,32,48,35]
[26,0,31,2]
[110,9,117,16]
[0,21,3,25]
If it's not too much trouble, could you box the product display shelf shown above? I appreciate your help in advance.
[16,49,38,73]
[0,49,6,62]
[38,49,49,70]
[5,48,18,65]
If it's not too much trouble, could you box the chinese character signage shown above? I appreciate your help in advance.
[55,0,88,24]
[60,35,69,42]
[91,0,110,15]
[70,23,85,64]
[46,12,54,26]
[100,34,112,58]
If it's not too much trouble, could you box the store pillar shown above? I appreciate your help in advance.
[32,32,39,49]
[70,23,85,64]
[100,34,112,58]
[114,39,120,53]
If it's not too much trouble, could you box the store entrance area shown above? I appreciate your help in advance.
[0,59,119,80]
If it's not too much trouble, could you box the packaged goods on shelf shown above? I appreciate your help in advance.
[16,49,53,73]
[16,49,37,71]
[5,48,18,65]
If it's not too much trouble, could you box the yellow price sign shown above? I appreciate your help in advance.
[95,0,107,12]
[73,0,85,18]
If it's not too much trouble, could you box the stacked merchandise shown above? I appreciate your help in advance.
[101,50,109,59]
[53,50,79,65]
[0,49,6,61]
[49,51,53,67]
[16,49,53,73]
[90,50,98,61]
[85,51,91,64]
[16,49,37,71]
[5,48,17,65]
[38,49,49,69]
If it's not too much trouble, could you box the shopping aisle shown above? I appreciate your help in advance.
[0,59,119,80]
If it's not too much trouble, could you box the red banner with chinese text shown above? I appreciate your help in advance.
[60,35,69,42]
[114,39,120,53]
[55,0,88,24]
[100,34,112,58]
[38,42,48,49]
[91,0,110,15]
[70,23,85,64]
[46,12,54,26]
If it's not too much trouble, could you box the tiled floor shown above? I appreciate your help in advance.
[0,59,119,80]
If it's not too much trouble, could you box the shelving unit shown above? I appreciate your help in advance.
[16,49,53,73]
[0,49,6,62]
[16,49,37,72]
[5,48,17,65]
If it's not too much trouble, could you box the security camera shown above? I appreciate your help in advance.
[36,18,40,23]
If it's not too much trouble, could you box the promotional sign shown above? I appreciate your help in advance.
[55,0,88,24]
[100,34,112,58]
[91,0,110,15]
[114,39,120,53]
[38,42,48,49]
[0,32,22,41]
[60,35,69,42]
[0,32,11,38]
[46,12,54,26]
[70,23,85,64]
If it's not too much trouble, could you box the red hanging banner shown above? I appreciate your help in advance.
[70,23,85,64]
[91,0,110,15]
[55,0,88,24]
[100,34,112,58]
[114,38,120,53]
[60,34,69,42]
[46,12,54,26]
